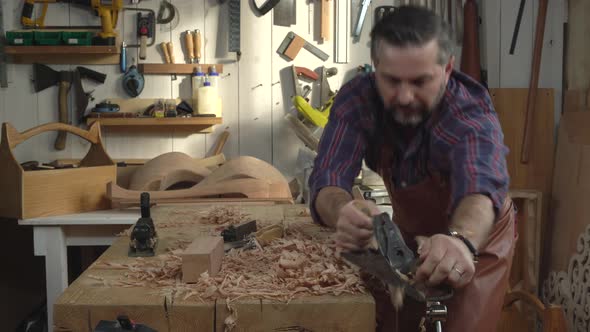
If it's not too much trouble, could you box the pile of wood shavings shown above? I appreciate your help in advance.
[199,206,250,227]
[94,223,366,303]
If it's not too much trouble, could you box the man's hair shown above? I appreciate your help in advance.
[370,6,454,65]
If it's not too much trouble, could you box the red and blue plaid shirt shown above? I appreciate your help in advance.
[309,70,509,224]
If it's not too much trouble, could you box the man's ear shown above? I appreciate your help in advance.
[444,55,455,80]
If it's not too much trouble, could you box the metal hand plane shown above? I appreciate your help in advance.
[341,213,453,302]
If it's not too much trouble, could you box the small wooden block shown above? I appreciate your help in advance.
[182,236,224,282]
[284,35,305,60]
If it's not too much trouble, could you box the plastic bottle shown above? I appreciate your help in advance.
[208,65,219,88]
[191,66,205,112]
[197,81,218,116]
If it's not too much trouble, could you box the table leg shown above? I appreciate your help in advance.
[33,226,67,332]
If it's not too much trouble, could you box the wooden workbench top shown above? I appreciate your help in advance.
[53,204,375,332]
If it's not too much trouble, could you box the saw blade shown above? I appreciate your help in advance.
[228,0,241,56]
[0,1,7,88]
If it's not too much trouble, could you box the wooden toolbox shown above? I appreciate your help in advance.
[0,122,116,219]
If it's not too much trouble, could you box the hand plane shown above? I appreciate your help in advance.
[128,192,158,257]
[341,213,453,331]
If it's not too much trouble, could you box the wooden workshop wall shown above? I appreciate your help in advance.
[0,0,565,179]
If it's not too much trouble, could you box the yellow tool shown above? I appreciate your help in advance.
[292,95,333,128]
[21,0,122,41]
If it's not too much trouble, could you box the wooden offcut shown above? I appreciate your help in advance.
[182,236,224,282]
[0,122,115,219]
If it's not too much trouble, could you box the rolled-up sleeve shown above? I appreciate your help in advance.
[308,93,367,225]
[449,111,509,217]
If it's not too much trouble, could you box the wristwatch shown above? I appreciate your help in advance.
[447,230,479,263]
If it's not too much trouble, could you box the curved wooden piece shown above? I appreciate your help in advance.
[196,156,291,199]
[128,152,212,191]
[108,178,272,202]
[159,169,209,190]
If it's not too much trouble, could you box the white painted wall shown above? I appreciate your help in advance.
[0,0,565,178]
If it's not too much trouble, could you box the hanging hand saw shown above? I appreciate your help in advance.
[228,0,241,61]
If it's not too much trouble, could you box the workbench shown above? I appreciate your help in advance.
[52,204,375,332]
[18,209,139,331]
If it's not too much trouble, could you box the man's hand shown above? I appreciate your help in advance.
[335,200,382,251]
[414,234,476,289]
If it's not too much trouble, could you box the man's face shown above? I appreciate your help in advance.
[373,39,453,126]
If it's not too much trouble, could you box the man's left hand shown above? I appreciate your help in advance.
[414,234,476,289]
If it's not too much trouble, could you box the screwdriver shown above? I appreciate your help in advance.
[166,42,177,80]
[194,29,201,64]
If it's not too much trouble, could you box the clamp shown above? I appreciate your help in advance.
[425,300,448,332]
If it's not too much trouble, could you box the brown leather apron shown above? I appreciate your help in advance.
[366,150,517,332]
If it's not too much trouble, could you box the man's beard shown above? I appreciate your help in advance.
[391,82,446,127]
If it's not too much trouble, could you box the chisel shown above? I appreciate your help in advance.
[185,30,194,63]
[194,29,202,64]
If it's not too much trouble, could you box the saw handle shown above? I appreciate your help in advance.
[139,35,147,60]
[54,81,72,150]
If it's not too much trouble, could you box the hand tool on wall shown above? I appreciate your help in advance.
[320,0,330,42]
[166,41,177,80]
[73,66,107,122]
[120,41,127,73]
[228,0,241,61]
[291,66,336,128]
[353,0,372,38]
[341,213,453,331]
[124,8,156,57]
[319,66,337,106]
[521,0,548,164]
[291,65,319,98]
[129,192,158,257]
[33,64,106,150]
[460,0,481,82]
[161,41,171,64]
[277,32,329,61]
[137,12,155,60]
[273,0,295,27]
[122,65,144,97]
[185,30,194,63]
[0,1,7,88]
[253,0,281,16]
[194,29,202,64]
[21,0,123,45]
[510,0,527,55]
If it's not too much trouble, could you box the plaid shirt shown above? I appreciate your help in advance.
[309,70,509,224]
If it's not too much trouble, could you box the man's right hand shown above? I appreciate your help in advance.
[335,200,381,251]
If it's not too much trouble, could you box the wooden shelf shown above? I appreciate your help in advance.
[5,44,120,64]
[139,63,223,75]
[87,117,222,132]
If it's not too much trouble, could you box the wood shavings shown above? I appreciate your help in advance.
[200,206,250,227]
[96,221,366,304]
[224,300,238,332]
[388,284,405,310]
